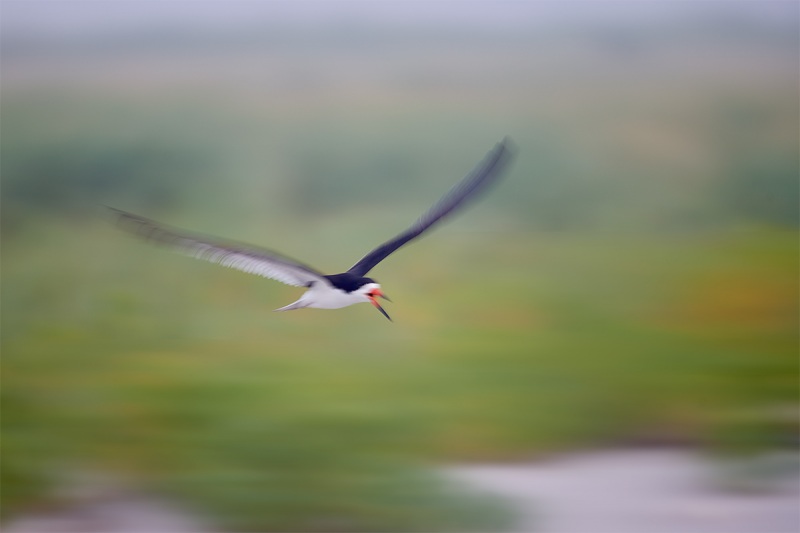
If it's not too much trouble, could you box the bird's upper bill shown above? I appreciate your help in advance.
[367,289,392,321]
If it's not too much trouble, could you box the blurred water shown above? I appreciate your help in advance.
[452,450,800,533]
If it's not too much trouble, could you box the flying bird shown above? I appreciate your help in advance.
[109,138,515,321]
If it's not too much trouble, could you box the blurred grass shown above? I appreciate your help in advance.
[2,15,799,531]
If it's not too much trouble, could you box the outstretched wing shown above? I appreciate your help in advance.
[347,137,515,277]
[108,207,328,288]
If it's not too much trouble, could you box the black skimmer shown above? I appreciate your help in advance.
[109,138,514,321]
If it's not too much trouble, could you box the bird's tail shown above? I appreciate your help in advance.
[274,299,309,312]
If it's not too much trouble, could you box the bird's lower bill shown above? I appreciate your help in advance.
[368,290,392,321]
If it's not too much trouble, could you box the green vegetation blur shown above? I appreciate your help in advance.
[2,6,798,531]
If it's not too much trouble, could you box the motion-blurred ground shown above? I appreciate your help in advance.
[6,450,800,533]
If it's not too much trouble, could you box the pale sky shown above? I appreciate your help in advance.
[3,1,793,41]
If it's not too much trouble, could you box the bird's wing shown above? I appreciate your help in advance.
[347,137,515,277]
[108,207,328,288]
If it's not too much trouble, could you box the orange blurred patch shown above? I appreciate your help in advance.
[662,273,798,333]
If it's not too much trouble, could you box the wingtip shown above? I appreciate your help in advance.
[498,136,517,154]
[102,205,125,225]
[102,205,144,231]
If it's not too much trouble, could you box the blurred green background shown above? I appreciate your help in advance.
[2,2,798,531]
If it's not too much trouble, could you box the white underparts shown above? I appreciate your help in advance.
[274,282,380,311]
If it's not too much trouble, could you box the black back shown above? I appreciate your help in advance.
[324,273,375,293]
[347,138,514,277]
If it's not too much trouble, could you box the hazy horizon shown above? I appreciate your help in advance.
[3,1,795,42]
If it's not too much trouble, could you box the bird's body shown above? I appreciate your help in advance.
[109,138,514,321]
[276,278,380,311]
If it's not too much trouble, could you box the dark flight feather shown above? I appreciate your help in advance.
[348,137,515,277]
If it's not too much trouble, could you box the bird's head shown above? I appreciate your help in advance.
[358,281,392,321]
